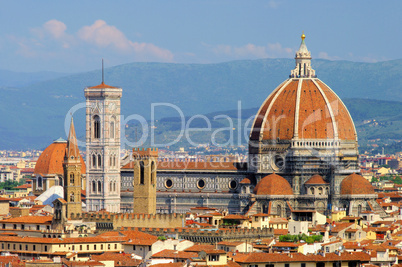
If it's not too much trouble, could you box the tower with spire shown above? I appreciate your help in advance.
[85,63,122,213]
[63,117,83,218]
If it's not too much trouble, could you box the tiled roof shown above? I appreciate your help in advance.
[305,174,328,185]
[184,244,215,252]
[0,215,53,224]
[223,214,248,220]
[87,82,118,89]
[152,249,197,259]
[240,178,251,184]
[253,173,293,195]
[250,78,357,141]
[0,234,127,244]
[92,252,142,266]
[340,173,375,195]
[34,141,85,175]
[218,241,244,246]
[14,184,32,189]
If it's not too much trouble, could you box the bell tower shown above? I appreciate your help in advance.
[85,66,122,213]
[63,117,82,218]
[133,148,158,214]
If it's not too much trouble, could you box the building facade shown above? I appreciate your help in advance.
[121,34,379,217]
[85,81,122,212]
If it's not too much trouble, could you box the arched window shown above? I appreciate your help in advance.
[318,187,323,195]
[357,204,362,215]
[113,182,116,192]
[109,156,113,167]
[110,181,113,192]
[70,193,75,202]
[277,205,282,217]
[310,187,315,195]
[113,156,116,167]
[92,154,96,168]
[93,115,101,139]
[151,161,156,185]
[262,204,268,214]
[38,177,43,188]
[92,181,96,193]
[70,173,74,185]
[98,181,102,193]
[98,155,102,168]
[140,161,145,185]
[110,121,115,139]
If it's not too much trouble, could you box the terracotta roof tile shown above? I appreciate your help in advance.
[254,173,293,195]
[152,249,197,259]
[34,141,85,175]
[340,173,375,195]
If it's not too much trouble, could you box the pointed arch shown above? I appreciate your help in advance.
[92,154,96,168]
[110,120,115,139]
[92,181,96,193]
[98,155,102,168]
[70,192,75,202]
[70,173,75,185]
[140,161,145,185]
[93,115,101,139]
[151,161,156,185]
[98,181,102,193]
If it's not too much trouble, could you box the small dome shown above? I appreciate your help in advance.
[305,174,328,185]
[34,140,86,176]
[253,173,293,195]
[240,178,251,184]
[340,173,375,195]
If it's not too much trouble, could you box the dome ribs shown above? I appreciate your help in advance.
[316,80,356,140]
[298,80,334,139]
[250,80,288,141]
[261,80,298,140]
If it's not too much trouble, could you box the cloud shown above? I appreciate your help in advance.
[318,52,341,61]
[10,19,174,63]
[77,20,173,61]
[208,42,293,59]
[43,20,67,39]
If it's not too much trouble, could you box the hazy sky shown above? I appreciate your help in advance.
[0,1,400,73]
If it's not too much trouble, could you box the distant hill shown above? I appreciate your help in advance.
[0,58,401,150]
[0,69,69,87]
[123,98,402,154]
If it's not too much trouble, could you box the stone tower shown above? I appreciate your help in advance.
[63,117,82,218]
[85,78,122,213]
[133,148,158,214]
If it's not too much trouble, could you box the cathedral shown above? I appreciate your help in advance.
[32,34,380,218]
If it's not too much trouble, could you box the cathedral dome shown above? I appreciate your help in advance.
[34,139,86,176]
[250,34,357,142]
[253,173,293,195]
[305,174,328,185]
[340,173,375,195]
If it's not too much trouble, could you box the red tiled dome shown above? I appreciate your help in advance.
[240,178,251,184]
[34,140,86,176]
[340,173,375,195]
[250,79,357,141]
[305,174,328,185]
[253,173,293,195]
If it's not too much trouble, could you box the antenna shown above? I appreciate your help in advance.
[102,58,104,84]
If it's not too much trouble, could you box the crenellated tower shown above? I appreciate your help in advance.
[132,148,158,214]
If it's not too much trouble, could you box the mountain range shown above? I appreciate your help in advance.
[0,58,401,150]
